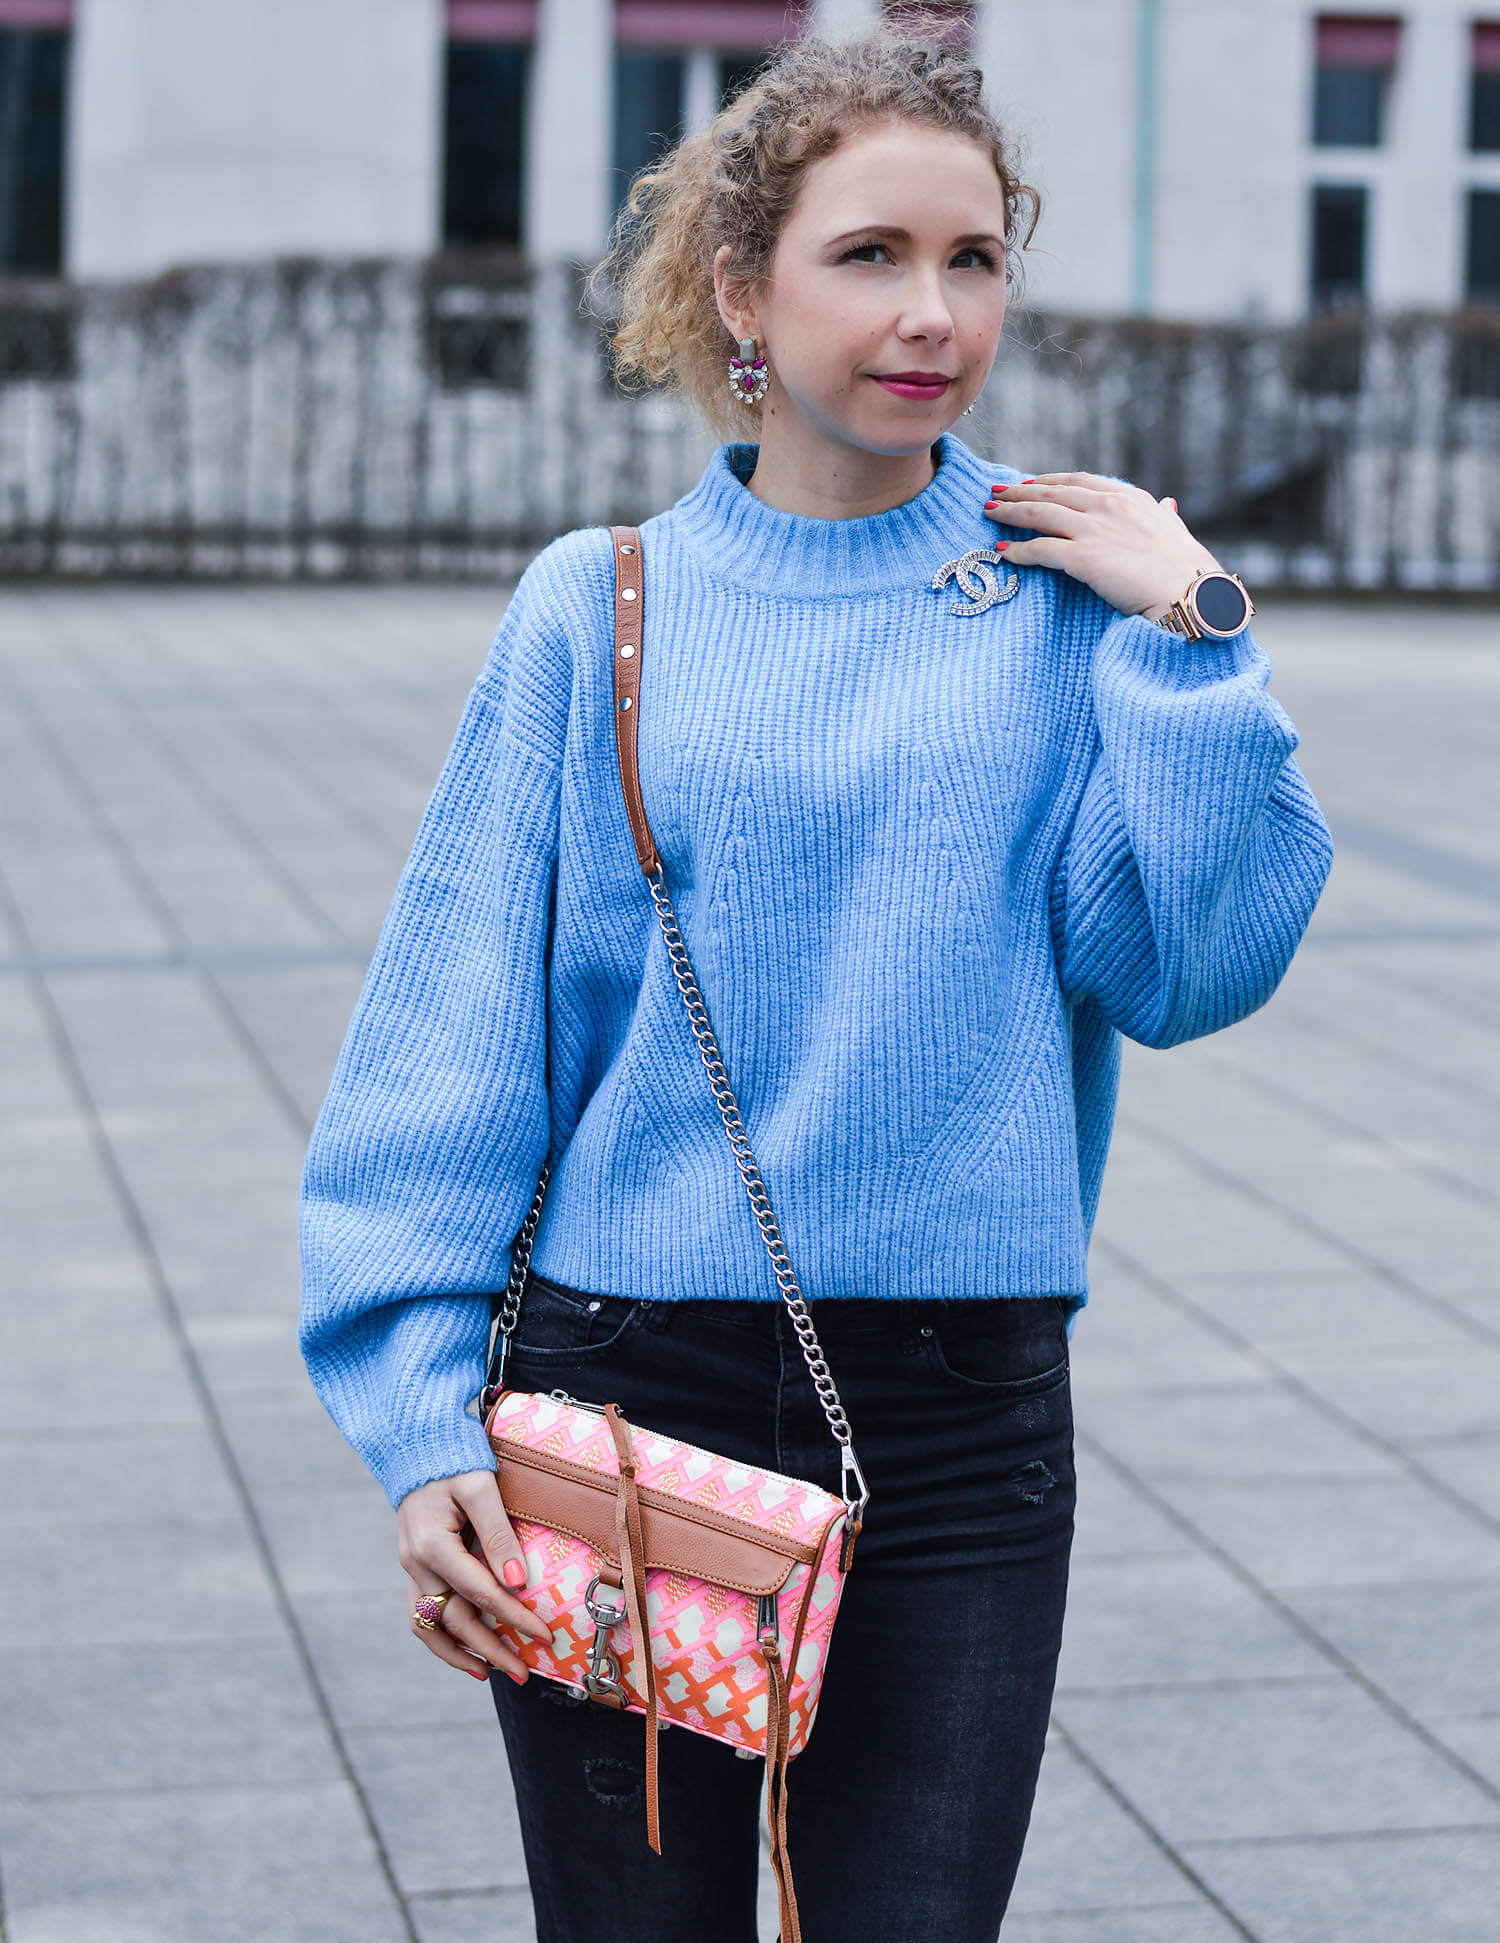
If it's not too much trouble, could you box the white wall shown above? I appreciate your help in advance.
[67,0,442,278]
[976,0,1137,315]
[525,0,612,260]
[1153,0,1307,321]
[1376,3,1466,309]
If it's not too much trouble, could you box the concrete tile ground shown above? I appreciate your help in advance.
[0,586,1497,1941]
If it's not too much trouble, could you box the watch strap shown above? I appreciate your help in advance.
[1158,595,1202,641]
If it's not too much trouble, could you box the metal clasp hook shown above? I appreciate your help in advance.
[581,1575,630,1704]
[840,1443,870,1520]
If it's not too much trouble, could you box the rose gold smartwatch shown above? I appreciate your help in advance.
[1154,569,1255,642]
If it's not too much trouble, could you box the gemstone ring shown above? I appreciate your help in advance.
[413,1591,452,1630]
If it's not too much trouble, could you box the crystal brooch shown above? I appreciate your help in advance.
[932,548,1021,617]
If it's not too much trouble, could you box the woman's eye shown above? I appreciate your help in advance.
[841,242,890,265]
[952,247,999,271]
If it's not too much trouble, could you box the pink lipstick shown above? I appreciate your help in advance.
[873,371,953,401]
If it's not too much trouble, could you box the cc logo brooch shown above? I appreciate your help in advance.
[932,548,1021,617]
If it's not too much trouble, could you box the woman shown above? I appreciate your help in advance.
[299,31,1333,1941]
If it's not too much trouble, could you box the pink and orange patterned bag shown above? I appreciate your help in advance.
[476,528,868,1943]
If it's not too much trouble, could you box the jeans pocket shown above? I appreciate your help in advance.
[507,1276,644,1361]
[922,1298,1070,1396]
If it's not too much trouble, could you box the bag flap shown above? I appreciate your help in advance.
[493,1441,820,1596]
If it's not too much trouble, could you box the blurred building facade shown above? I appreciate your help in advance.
[2,0,1499,318]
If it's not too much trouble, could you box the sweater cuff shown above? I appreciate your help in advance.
[375,1399,498,1511]
[1108,609,1260,694]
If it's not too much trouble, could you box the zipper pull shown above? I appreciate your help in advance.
[548,1388,608,1415]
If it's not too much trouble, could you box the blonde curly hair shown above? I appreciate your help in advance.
[593,29,1041,439]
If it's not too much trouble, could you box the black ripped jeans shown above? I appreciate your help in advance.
[489,1279,1076,1943]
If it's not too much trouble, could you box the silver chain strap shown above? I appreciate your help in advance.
[486,864,869,1519]
[495,1169,547,1341]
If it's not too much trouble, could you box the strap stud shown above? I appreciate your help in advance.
[622,586,638,601]
[619,643,635,657]
[619,695,632,711]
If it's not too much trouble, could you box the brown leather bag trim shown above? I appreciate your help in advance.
[604,1403,662,1852]
[494,1441,838,1589]
[492,1433,830,1563]
[496,1454,796,1596]
[609,525,660,877]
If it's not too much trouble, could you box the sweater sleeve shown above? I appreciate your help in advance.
[1050,605,1334,1050]
[298,566,571,1508]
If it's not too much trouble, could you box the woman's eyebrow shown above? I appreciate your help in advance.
[821,225,1006,250]
[823,225,910,248]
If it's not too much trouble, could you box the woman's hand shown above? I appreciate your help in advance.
[397,1469,553,1683]
[983,473,1223,624]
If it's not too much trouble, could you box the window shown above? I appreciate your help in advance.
[0,20,68,274]
[443,4,533,249]
[1312,15,1400,147]
[1471,24,1500,152]
[1310,183,1369,309]
[1467,189,1500,303]
[613,51,684,213]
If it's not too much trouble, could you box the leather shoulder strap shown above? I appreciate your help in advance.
[609,525,660,877]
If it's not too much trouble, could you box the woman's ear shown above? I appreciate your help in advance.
[713,243,762,348]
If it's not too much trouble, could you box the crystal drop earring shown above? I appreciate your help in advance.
[728,337,770,407]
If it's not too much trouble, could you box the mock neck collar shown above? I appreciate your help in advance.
[663,432,1012,600]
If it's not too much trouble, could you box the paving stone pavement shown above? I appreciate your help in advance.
[0,583,1497,1943]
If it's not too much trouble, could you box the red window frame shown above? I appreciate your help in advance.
[447,0,537,42]
[0,1,72,24]
[1474,22,1500,74]
[1314,15,1401,69]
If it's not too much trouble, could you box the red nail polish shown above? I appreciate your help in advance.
[508,1668,528,1686]
[1020,477,1035,484]
[984,500,997,510]
[994,541,1010,550]
[503,1558,527,1589]
[469,1666,489,1680]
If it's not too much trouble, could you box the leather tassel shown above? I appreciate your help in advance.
[761,1627,801,1942]
[604,1403,661,1854]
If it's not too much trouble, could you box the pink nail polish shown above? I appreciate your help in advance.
[503,1558,527,1589]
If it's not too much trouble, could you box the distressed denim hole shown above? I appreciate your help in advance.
[585,1757,644,1808]
[1007,1459,1056,1506]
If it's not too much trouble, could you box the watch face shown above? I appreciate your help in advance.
[1193,573,1250,635]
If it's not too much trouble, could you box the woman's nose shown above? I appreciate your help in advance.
[897,279,955,340]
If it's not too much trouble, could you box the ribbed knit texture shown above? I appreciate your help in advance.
[299,433,1334,1506]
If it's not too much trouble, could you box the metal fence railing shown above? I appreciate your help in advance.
[1,256,1497,586]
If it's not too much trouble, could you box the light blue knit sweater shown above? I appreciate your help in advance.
[299,433,1333,1507]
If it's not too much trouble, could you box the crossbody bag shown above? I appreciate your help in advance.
[477,525,870,1943]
